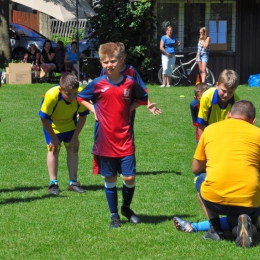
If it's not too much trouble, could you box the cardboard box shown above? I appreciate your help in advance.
[6,63,31,84]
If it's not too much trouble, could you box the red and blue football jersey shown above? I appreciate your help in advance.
[100,64,148,92]
[77,75,148,157]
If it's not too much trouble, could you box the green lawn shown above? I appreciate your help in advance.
[1,82,260,259]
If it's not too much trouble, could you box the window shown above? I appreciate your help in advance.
[155,1,236,52]
[156,3,179,45]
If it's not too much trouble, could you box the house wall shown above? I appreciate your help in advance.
[154,0,260,84]
[236,0,260,83]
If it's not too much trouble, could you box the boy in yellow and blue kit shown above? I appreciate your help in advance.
[197,69,240,138]
[39,73,88,195]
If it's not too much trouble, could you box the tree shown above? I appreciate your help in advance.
[90,0,157,82]
[0,0,11,68]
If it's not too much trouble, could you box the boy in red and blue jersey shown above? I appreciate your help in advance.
[77,42,148,228]
[100,42,161,116]
[92,42,161,174]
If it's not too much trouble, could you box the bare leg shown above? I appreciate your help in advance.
[66,145,78,180]
[162,74,167,86]
[198,192,209,219]
[47,150,60,180]
[200,62,207,82]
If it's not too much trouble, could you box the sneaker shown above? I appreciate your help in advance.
[48,184,59,195]
[166,85,171,87]
[110,214,121,228]
[68,182,86,193]
[121,206,141,224]
[203,229,225,241]
[173,216,195,233]
[160,84,165,88]
[236,214,253,248]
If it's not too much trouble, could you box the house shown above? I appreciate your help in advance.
[154,0,260,84]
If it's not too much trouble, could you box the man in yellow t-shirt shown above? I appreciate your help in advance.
[192,100,260,248]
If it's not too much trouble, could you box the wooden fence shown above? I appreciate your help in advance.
[12,10,39,31]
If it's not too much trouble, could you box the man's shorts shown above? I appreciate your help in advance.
[195,173,206,192]
[44,128,75,148]
[97,154,136,177]
[197,53,209,63]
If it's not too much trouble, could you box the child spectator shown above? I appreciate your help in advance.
[77,42,148,228]
[190,83,209,144]
[22,42,41,80]
[39,73,88,195]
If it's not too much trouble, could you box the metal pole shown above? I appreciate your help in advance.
[76,0,80,81]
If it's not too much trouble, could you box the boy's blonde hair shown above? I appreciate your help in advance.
[194,82,210,97]
[99,42,120,61]
[116,42,126,57]
[217,69,240,89]
[60,72,79,90]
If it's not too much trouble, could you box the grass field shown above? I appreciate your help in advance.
[1,82,260,259]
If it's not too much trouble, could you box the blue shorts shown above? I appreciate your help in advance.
[195,173,206,192]
[43,128,75,146]
[197,53,209,63]
[97,155,136,177]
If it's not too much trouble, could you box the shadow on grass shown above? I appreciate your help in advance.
[137,214,195,224]
[137,171,182,175]
[0,194,68,205]
[0,186,44,193]
[81,184,104,191]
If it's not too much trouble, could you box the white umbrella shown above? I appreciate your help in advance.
[12,0,97,22]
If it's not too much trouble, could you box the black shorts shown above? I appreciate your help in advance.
[201,195,258,230]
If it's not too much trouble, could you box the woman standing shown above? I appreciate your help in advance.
[160,26,180,87]
[196,27,211,83]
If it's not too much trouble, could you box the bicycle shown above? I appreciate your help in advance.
[158,53,215,86]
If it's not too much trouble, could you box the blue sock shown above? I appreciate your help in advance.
[122,182,135,207]
[104,182,118,214]
[69,179,77,185]
[50,180,58,185]
[220,216,230,230]
[191,220,209,232]
[191,216,230,232]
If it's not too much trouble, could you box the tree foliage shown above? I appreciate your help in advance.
[90,0,158,81]
[0,0,11,68]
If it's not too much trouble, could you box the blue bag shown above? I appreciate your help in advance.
[248,74,260,87]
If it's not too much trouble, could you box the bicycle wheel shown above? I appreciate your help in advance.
[170,66,182,86]
[206,68,215,86]
[158,67,163,84]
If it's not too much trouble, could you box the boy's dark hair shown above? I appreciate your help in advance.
[194,82,209,97]
[99,42,120,61]
[57,40,64,47]
[60,72,79,90]
[218,69,240,89]
[231,100,256,120]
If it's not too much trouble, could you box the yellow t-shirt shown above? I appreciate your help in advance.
[197,87,240,126]
[195,118,260,208]
[39,86,88,133]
